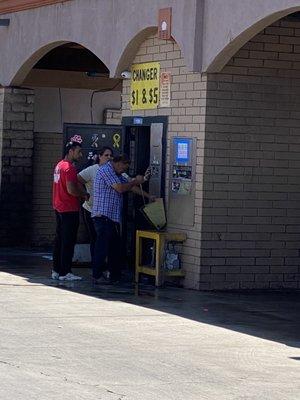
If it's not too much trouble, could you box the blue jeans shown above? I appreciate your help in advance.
[92,216,122,281]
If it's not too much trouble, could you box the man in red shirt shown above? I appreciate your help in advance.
[52,141,88,281]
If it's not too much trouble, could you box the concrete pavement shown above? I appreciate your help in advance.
[0,248,299,399]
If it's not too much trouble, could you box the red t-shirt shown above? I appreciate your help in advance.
[52,160,80,212]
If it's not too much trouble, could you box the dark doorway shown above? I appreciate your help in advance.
[121,116,168,276]
[122,125,151,272]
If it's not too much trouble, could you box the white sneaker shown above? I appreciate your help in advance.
[103,270,111,280]
[51,270,59,280]
[58,273,82,281]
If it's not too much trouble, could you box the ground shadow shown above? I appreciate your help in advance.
[0,248,299,349]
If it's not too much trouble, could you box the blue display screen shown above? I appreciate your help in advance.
[133,117,143,125]
[174,138,192,164]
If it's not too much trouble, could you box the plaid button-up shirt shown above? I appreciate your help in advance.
[92,162,127,223]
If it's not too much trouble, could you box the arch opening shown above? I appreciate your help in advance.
[14,41,121,91]
[114,26,157,77]
[13,41,123,247]
[207,8,300,73]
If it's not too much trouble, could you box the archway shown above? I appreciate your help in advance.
[207,7,300,73]
[4,41,122,247]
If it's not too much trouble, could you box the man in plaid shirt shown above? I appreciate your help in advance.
[92,154,153,283]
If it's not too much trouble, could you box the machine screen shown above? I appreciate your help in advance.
[174,138,192,164]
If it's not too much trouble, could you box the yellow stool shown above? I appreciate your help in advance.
[135,230,187,287]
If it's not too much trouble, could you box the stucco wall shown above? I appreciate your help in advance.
[34,87,121,133]
[201,16,300,290]
[0,0,198,86]
[3,0,300,86]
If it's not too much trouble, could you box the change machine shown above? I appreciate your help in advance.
[168,137,196,226]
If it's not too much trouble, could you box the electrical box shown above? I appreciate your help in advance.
[168,137,196,226]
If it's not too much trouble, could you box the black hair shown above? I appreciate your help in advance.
[64,141,82,156]
[99,146,113,156]
[113,153,131,164]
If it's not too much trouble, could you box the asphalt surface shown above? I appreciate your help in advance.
[0,248,299,400]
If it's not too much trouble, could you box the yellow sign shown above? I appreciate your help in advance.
[130,62,160,110]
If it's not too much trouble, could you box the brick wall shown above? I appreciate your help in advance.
[122,34,207,289]
[31,131,61,246]
[0,88,34,245]
[201,17,300,290]
[103,108,121,125]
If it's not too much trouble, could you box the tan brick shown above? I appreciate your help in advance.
[172,91,186,99]
[172,58,186,67]
[264,43,293,52]
[264,59,292,69]
[234,58,263,67]
[186,74,202,82]
[249,50,278,60]
[146,45,159,54]
[265,26,294,36]
[153,53,166,61]
[138,54,153,62]
[243,42,264,51]
[222,66,249,75]
[280,35,300,45]
[160,43,174,52]
[179,82,193,91]
[167,50,181,59]
[172,75,187,83]
[254,34,279,43]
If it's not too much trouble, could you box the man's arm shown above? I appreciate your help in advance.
[77,174,87,185]
[66,181,89,199]
[131,186,155,202]
[76,175,88,197]
[112,175,145,194]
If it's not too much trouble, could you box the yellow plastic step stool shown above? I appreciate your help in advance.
[135,230,187,287]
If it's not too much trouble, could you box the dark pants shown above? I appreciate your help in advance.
[92,216,121,281]
[82,207,96,259]
[53,211,79,276]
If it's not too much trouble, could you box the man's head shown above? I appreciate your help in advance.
[64,141,83,162]
[112,154,131,175]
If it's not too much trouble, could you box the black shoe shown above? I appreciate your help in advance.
[92,276,112,285]
[110,277,121,285]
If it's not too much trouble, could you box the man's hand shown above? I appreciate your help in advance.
[149,195,156,203]
[144,167,151,181]
[135,175,145,185]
